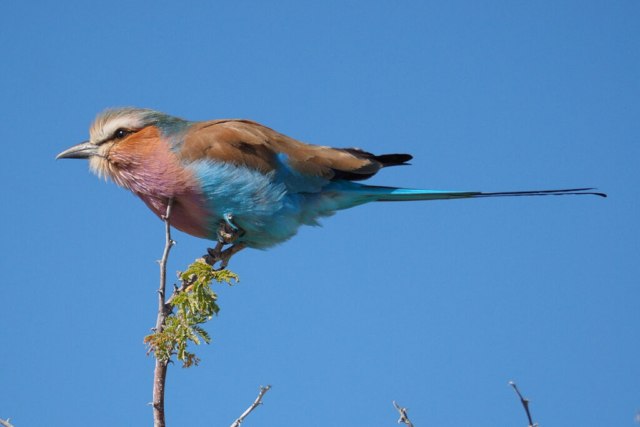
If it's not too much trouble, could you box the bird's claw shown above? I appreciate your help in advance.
[204,242,246,270]
[203,218,247,270]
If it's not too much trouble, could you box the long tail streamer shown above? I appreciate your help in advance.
[472,188,607,198]
[366,187,607,201]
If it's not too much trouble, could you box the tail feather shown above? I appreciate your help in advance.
[472,188,607,198]
[362,186,607,201]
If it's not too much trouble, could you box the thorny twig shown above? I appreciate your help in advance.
[152,198,175,427]
[510,382,537,427]
[393,401,414,427]
[230,386,272,427]
[149,199,269,426]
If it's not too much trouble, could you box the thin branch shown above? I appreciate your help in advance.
[230,385,272,427]
[152,198,175,427]
[393,401,414,427]
[156,198,176,331]
[0,418,14,427]
[509,382,537,427]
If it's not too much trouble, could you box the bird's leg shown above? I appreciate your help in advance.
[217,216,243,244]
[203,215,246,270]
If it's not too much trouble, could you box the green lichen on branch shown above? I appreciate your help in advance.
[144,260,239,368]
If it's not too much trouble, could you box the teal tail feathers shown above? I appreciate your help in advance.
[364,186,607,201]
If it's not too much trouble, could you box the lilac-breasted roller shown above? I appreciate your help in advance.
[57,107,605,268]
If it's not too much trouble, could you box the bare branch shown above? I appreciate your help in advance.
[152,198,175,427]
[230,385,272,427]
[393,401,414,427]
[0,418,15,427]
[509,382,537,427]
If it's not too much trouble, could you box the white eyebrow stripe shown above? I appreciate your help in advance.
[91,115,145,144]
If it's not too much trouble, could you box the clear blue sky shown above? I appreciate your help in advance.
[1,1,638,426]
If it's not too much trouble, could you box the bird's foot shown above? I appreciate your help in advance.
[204,242,246,271]
[203,216,247,270]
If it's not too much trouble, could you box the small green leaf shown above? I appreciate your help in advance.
[145,261,239,368]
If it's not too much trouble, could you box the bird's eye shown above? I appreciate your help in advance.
[114,129,129,139]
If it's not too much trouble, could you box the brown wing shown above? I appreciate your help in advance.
[177,119,412,181]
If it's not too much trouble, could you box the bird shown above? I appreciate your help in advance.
[57,107,606,268]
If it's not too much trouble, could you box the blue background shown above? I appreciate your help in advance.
[1,1,638,426]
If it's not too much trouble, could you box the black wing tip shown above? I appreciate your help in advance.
[374,153,413,166]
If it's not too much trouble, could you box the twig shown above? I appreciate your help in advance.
[165,269,198,307]
[393,401,414,427]
[0,418,14,427]
[509,382,537,427]
[230,385,272,427]
[152,198,175,427]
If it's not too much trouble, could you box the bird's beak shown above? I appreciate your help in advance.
[56,141,99,160]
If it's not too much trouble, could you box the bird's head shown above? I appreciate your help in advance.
[56,107,190,187]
